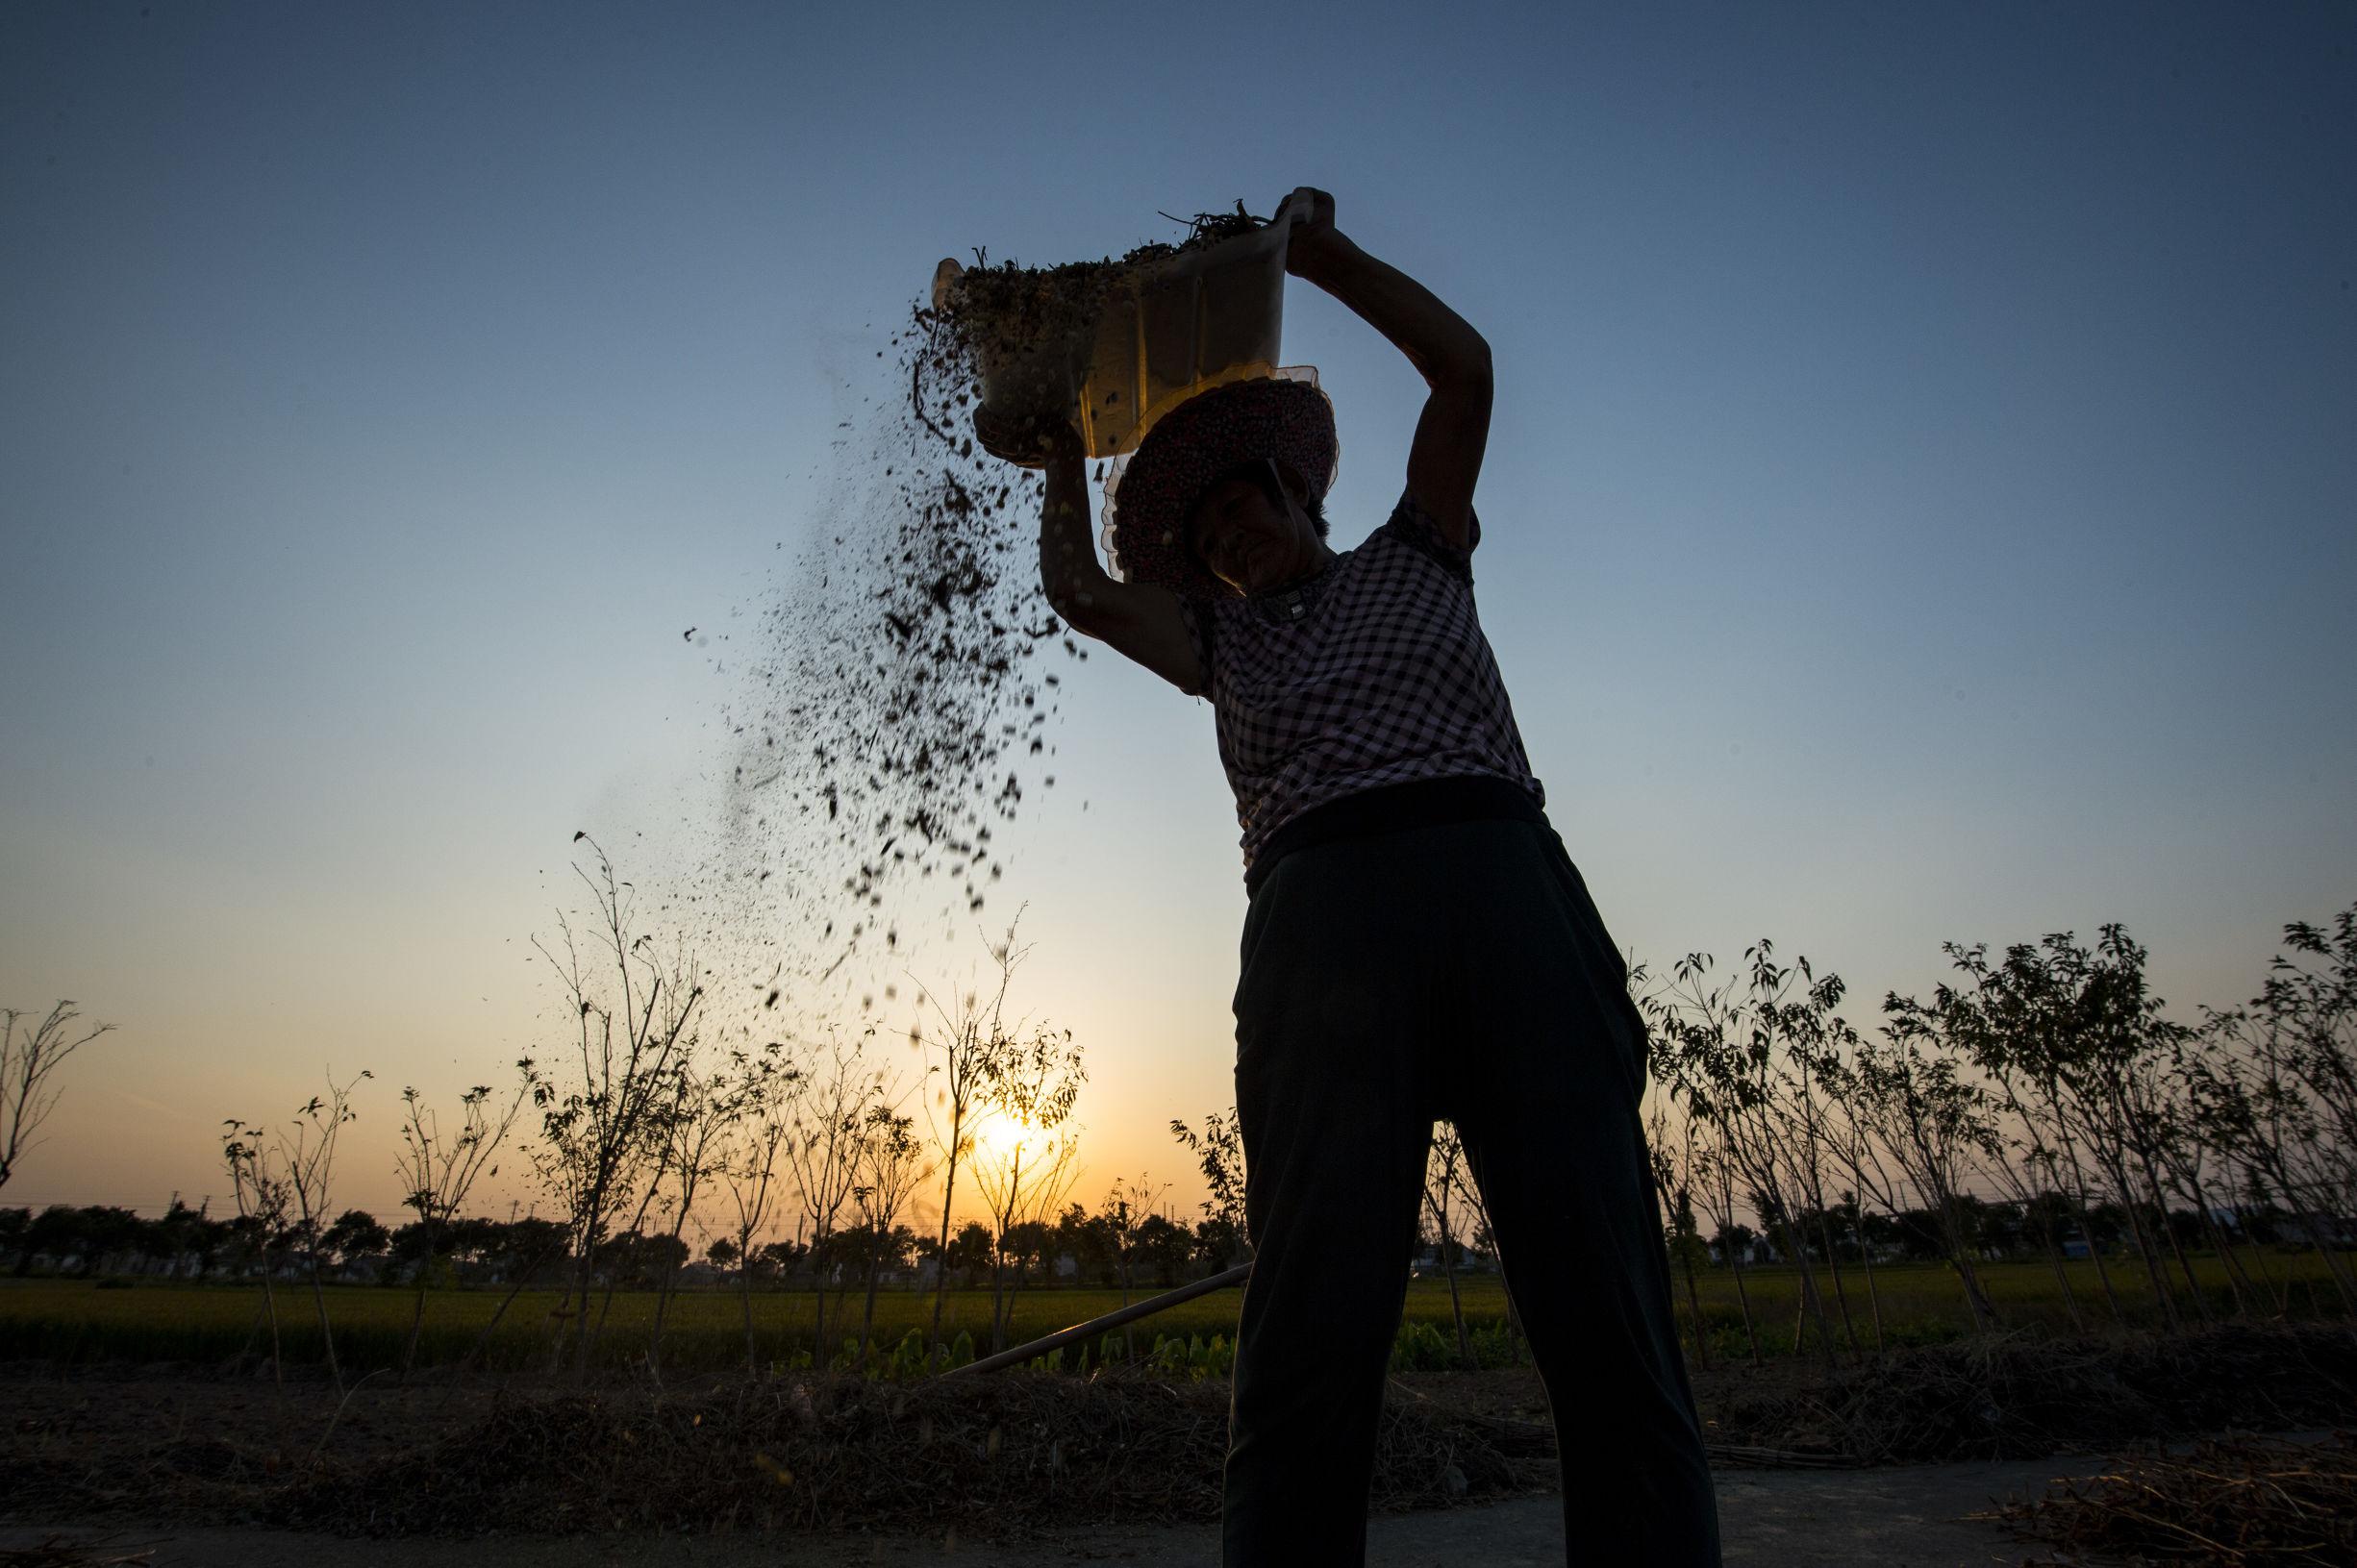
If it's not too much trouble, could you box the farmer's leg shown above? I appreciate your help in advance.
[1224,843,1435,1567]
[1439,820,1722,1566]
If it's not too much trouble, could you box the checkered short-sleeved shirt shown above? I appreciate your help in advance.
[1177,488,1546,872]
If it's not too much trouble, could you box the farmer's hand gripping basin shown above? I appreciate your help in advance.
[931,194,1310,466]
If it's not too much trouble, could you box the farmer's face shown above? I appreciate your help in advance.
[1188,467,1320,595]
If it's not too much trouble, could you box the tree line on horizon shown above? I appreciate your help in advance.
[1633,903,2357,1369]
[6,847,2350,1384]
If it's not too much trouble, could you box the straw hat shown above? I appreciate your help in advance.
[1099,367,1339,600]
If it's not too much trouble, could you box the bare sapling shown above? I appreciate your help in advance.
[1815,1058,1905,1354]
[1456,1161,1522,1363]
[850,1087,932,1366]
[716,1038,801,1372]
[1959,1057,2093,1332]
[911,924,1032,1360]
[1101,1171,1168,1362]
[1757,959,1869,1358]
[2153,1033,2259,1315]
[646,1058,740,1378]
[1694,1122,1761,1364]
[975,1127,1083,1351]
[220,1119,293,1387]
[783,1028,879,1368]
[1642,1083,1713,1368]
[394,1072,528,1380]
[524,837,707,1374]
[1423,1123,1475,1369]
[1643,948,1842,1364]
[2181,1035,2336,1314]
[971,1022,1085,1351]
[1850,1026,2001,1332]
[275,1068,371,1391]
[1,1002,114,1193]
[2194,902,2357,1313]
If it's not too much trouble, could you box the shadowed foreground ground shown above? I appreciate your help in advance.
[0,1447,2281,1567]
[7,1330,2349,1563]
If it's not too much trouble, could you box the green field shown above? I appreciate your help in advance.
[0,1250,2344,1375]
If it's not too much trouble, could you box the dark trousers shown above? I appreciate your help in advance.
[1221,817,1722,1566]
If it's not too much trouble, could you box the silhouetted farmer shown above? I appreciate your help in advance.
[1029,187,1721,1565]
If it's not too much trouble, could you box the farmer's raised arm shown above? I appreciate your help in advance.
[1038,427,1205,695]
[1282,188,1492,552]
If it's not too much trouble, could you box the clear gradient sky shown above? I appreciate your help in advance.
[3,2,2351,1235]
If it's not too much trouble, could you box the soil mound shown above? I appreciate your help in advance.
[276,1369,1550,1536]
[1704,1323,2357,1464]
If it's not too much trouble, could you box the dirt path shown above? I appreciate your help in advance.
[0,1446,2212,1567]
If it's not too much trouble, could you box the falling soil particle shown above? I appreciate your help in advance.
[709,207,1265,984]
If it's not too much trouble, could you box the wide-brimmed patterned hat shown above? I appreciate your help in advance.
[1100,367,1339,600]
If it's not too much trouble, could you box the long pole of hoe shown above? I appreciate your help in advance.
[943,1261,1253,1378]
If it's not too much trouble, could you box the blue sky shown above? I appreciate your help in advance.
[3,1,2350,1224]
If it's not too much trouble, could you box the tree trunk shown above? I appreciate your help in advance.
[304,1249,343,1393]
[739,1248,759,1374]
[1778,1202,1839,1369]
[260,1265,285,1391]
[1439,1232,1473,1370]
[810,1231,832,1367]
[1812,1208,1860,1358]
[859,1247,882,1368]
[2118,1190,2184,1331]
[2064,1164,2128,1326]
[1676,1239,1711,1369]
[1855,1236,1887,1356]
[443,1242,563,1394]
[2232,1202,2289,1315]
[399,1222,439,1382]
[1726,1243,1762,1367]
[928,1129,962,1360]
[1932,1184,1997,1332]
[2037,1213,2084,1333]
[402,1275,431,1382]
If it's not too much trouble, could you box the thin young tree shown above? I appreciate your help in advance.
[850,1091,931,1366]
[911,924,1030,1360]
[276,1068,370,1391]
[1932,930,2185,1329]
[1,1002,113,1193]
[1961,1056,2094,1331]
[393,1072,528,1379]
[1101,1171,1168,1362]
[2153,1031,2260,1316]
[1757,960,1869,1357]
[2194,908,2357,1312]
[782,1028,878,1368]
[1423,1123,1476,1369]
[2244,906,2357,1197]
[1642,1085,1714,1367]
[646,1058,741,1378]
[1170,1108,1250,1264]
[1643,947,1841,1365]
[1850,1026,2000,1332]
[524,836,706,1373]
[715,1038,800,1372]
[970,1023,1085,1351]
[975,1127,1084,1350]
[1636,958,1766,1367]
[220,1118,292,1387]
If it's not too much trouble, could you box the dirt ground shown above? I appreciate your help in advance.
[0,1451,2237,1567]
[0,1366,2341,1566]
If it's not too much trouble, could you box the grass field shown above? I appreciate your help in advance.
[0,1250,2344,1375]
